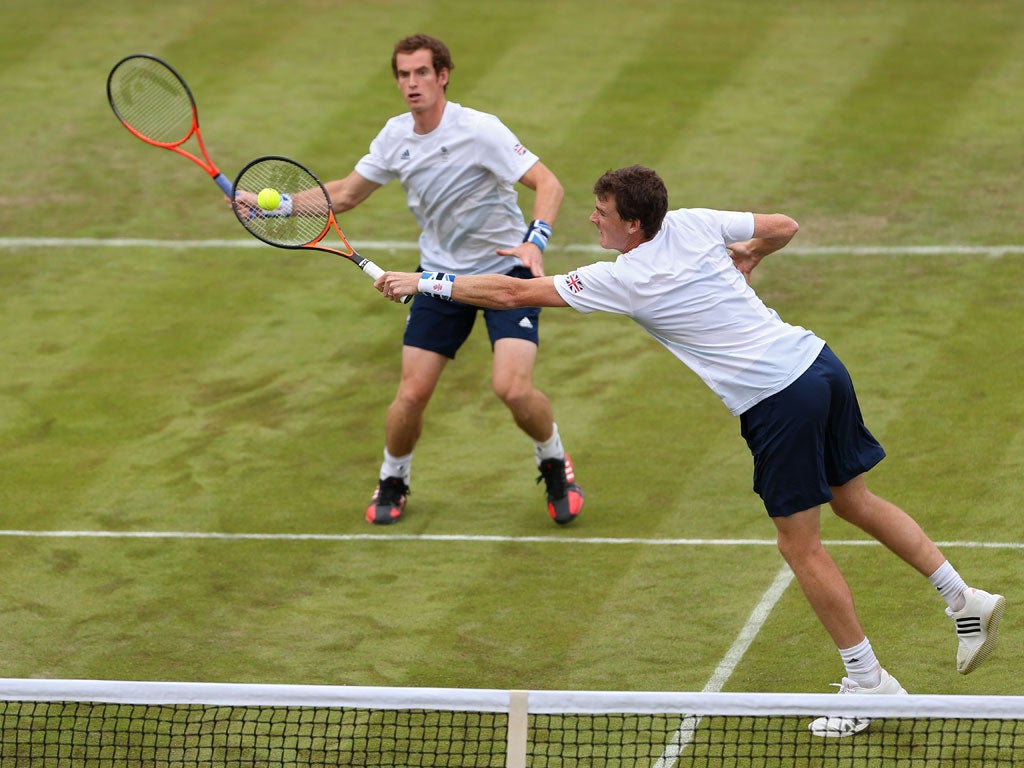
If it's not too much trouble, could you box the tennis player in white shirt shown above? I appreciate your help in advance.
[376,164,1004,736]
[325,34,583,526]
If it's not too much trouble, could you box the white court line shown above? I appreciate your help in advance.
[1,237,1023,257]
[701,565,797,694]
[654,565,795,768]
[0,529,1020,549]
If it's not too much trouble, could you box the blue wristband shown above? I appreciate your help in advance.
[523,219,552,252]
[418,272,455,301]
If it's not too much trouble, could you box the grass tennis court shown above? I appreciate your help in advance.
[0,0,1021,709]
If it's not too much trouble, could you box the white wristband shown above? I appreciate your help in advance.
[263,193,293,217]
[418,272,454,301]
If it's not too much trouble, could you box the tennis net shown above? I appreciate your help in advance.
[0,678,1021,767]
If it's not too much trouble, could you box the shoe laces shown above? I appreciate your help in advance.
[537,458,567,500]
[377,476,409,506]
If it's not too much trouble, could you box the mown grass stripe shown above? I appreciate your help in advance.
[654,5,912,210]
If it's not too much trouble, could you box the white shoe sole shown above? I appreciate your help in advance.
[808,715,873,738]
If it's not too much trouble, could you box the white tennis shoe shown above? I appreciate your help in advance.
[947,588,1005,674]
[808,670,907,738]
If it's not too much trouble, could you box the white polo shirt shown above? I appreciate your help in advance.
[554,208,825,415]
[355,102,539,275]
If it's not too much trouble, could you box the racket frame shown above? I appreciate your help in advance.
[232,155,406,298]
[107,53,233,195]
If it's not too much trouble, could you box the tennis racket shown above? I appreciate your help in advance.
[107,53,233,195]
[231,155,410,302]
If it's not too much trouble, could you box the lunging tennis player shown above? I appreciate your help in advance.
[376,164,1004,738]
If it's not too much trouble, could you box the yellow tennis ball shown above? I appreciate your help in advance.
[257,187,281,211]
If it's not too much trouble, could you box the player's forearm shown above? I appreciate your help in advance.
[448,273,567,308]
[532,174,564,227]
[374,272,513,308]
[377,272,564,308]
[324,179,359,213]
[449,274,527,308]
[520,161,564,227]
[748,213,800,256]
[325,172,379,213]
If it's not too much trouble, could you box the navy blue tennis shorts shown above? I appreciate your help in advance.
[739,345,886,518]
[403,266,541,359]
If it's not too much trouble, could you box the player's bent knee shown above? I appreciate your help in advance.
[492,378,534,406]
[392,385,434,414]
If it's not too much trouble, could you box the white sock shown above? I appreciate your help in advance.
[380,448,412,484]
[534,423,565,464]
[839,637,881,689]
[928,560,968,612]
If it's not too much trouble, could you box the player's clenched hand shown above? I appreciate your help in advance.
[496,242,545,277]
[376,272,420,303]
[727,241,761,284]
[232,190,260,218]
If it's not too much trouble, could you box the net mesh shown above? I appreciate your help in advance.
[0,680,1020,767]
[108,56,195,144]
[0,703,504,767]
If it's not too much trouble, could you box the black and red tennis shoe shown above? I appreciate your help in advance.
[537,453,584,524]
[365,476,409,525]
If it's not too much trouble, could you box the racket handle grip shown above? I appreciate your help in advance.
[213,173,233,196]
[361,259,411,304]
[362,261,384,280]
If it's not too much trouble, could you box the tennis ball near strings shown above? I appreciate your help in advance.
[257,187,282,211]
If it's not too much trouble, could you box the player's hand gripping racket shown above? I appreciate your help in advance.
[231,155,410,302]
[107,53,233,195]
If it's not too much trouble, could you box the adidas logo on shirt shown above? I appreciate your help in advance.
[400,149,410,160]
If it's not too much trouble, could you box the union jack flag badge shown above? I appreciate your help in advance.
[513,143,528,156]
[563,272,584,294]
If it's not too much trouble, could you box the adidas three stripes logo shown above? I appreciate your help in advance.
[954,616,982,636]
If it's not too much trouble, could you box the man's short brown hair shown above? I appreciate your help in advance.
[391,34,454,89]
[593,165,669,239]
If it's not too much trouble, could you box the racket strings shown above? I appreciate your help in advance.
[235,159,332,247]
[110,59,194,144]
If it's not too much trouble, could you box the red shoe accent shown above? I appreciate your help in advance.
[548,485,584,523]
[365,478,408,525]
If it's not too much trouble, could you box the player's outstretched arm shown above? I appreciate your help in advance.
[376,272,568,309]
